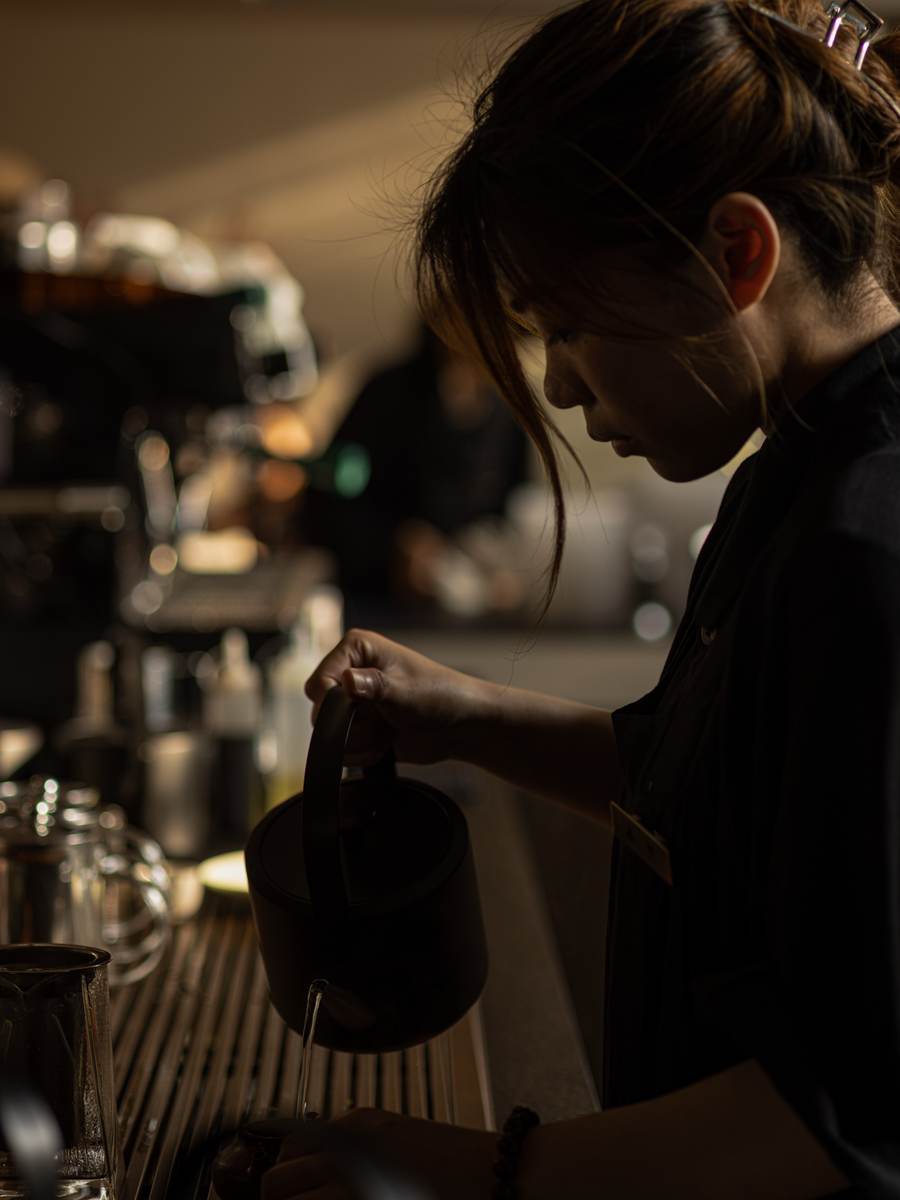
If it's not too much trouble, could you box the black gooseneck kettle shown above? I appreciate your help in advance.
[245,685,488,1053]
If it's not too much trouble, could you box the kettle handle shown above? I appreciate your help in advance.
[302,686,397,954]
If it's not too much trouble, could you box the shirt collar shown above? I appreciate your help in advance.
[690,327,900,634]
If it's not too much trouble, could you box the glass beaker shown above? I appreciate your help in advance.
[0,945,120,1200]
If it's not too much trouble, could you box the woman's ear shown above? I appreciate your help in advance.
[698,192,781,312]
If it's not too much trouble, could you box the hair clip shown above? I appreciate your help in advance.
[824,0,883,68]
[747,0,884,69]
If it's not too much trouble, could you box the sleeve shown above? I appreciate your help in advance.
[699,526,900,1196]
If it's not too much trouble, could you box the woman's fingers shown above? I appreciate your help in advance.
[302,628,486,768]
[304,630,390,711]
[277,1130,319,1163]
[261,1153,356,1200]
[261,1110,497,1200]
[261,1115,399,1200]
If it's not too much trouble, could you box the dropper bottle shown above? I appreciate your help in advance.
[204,627,263,850]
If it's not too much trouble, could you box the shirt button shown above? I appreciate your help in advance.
[700,627,717,645]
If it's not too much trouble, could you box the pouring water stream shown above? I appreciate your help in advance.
[297,980,328,1120]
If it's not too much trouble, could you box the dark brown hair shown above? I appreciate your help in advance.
[415,0,900,609]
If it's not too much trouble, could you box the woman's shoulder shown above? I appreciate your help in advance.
[759,359,900,566]
[763,437,900,649]
[826,440,900,549]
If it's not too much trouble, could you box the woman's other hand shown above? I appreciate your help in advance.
[261,1108,495,1200]
[304,629,490,768]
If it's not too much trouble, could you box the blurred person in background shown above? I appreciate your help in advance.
[303,324,529,623]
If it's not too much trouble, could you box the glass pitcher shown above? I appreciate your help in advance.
[0,778,170,986]
[0,945,120,1200]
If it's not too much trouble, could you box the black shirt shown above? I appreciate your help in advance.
[607,331,900,1196]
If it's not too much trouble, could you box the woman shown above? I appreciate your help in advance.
[263,0,900,1195]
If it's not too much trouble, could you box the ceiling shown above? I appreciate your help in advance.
[0,0,552,354]
[2,0,898,356]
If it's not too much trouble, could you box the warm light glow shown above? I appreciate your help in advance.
[197,851,248,894]
[260,411,314,460]
[688,523,713,561]
[633,602,672,643]
[258,459,307,503]
[230,304,257,332]
[138,436,170,471]
[18,222,46,250]
[178,528,257,575]
[58,485,130,513]
[101,507,125,532]
[149,544,178,575]
[90,213,179,257]
[721,434,763,477]
[131,581,163,615]
[0,724,42,779]
[47,221,77,265]
[630,524,669,583]
[41,179,69,209]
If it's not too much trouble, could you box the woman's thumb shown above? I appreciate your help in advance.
[342,666,386,701]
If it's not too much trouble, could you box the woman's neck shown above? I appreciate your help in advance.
[760,267,900,429]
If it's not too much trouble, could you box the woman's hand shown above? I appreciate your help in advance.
[304,629,491,768]
[261,1108,496,1200]
[305,628,620,822]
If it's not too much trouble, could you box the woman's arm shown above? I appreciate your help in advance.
[262,1059,849,1200]
[305,629,621,825]
[518,1059,848,1200]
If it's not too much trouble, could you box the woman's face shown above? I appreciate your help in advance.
[516,266,766,482]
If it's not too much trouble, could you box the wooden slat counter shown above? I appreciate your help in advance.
[110,764,597,1199]
[111,894,492,1200]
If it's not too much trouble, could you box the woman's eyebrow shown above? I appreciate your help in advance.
[505,306,538,336]
[500,289,539,335]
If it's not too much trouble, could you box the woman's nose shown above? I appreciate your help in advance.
[542,358,579,411]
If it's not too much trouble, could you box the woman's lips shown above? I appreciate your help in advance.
[611,436,635,457]
[588,425,639,457]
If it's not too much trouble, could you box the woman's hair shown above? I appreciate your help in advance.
[415,0,900,610]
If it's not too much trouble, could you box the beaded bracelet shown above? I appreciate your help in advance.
[491,1105,540,1200]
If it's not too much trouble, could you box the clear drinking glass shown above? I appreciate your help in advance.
[0,945,121,1200]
